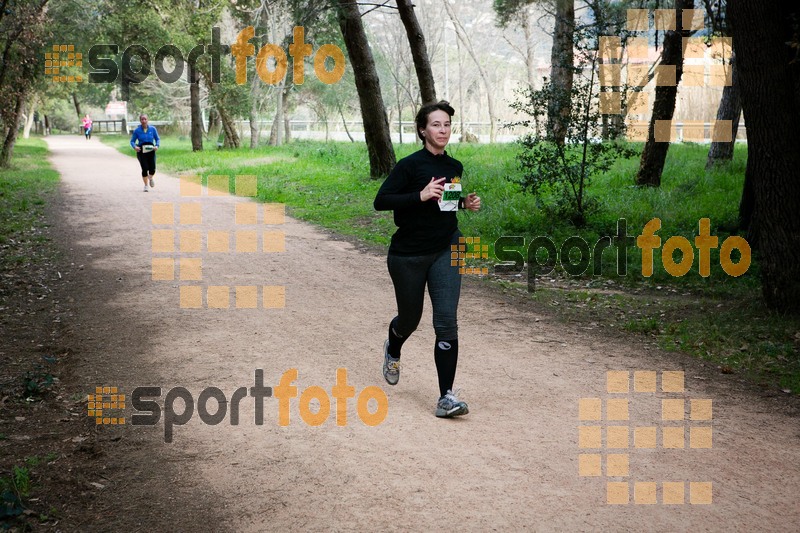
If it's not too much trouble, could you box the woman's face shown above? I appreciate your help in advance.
[421,109,451,152]
[140,116,148,127]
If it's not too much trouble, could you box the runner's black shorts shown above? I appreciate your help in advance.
[137,145,156,176]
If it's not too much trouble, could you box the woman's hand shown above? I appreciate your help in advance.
[135,146,141,152]
[420,177,446,202]
[464,192,481,211]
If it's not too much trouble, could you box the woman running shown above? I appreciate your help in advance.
[374,100,481,418]
[82,114,92,140]
[130,114,160,192]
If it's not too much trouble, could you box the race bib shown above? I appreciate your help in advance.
[141,145,155,153]
[438,180,462,212]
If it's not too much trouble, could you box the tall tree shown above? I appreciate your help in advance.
[728,0,800,313]
[336,0,395,177]
[635,0,695,187]
[705,53,740,167]
[396,0,436,103]
[547,0,574,145]
[703,0,740,167]
[0,0,50,166]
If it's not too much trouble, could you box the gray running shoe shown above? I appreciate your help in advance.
[382,340,400,385]
[436,389,469,418]
[149,176,155,188]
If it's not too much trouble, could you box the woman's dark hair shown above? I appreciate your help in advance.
[415,100,455,142]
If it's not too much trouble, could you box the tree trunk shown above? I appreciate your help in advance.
[337,101,354,142]
[249,101,260,149]
[738,165,756,247]
[396,83,403,144]
[217,105,240,149]
[208,107,220,136]
[71,92,81,118]
[337,0,395,177]
[0,92,25,167]
[190,66,203,151]
[635,0,694,187]
[729,0,800,313]
[269,85,291,146]
[522,8,536,90]
[706,54,741,168]
[283,87,292,143]
[547,0,575,145]
[22,97,35,139]
[396,0,436,103]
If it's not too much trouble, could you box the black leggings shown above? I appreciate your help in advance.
[386,233,462,396]
[137,150,156,176]
[387,243,461,340]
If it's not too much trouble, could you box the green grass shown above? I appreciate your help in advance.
[99,135,798,392]
[0,139,60,247]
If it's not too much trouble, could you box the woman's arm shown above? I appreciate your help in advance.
[153,127,160,148]
[374,161,421,211]
[130,128,138,149]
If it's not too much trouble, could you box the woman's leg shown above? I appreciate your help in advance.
[427,240,462,398]
[147,152,156,187]
[386,253,436,358]
[137,153,149,190]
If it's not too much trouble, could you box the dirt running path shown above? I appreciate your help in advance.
[46,135,799,531]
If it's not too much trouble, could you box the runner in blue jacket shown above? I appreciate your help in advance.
[130,114,160,192]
